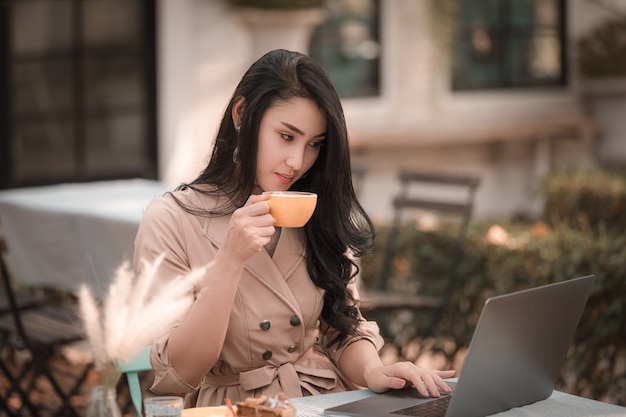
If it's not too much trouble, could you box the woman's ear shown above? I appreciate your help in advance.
[232,97,246,128]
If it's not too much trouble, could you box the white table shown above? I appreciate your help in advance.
[0,179,170,299]
[290,387,626,417]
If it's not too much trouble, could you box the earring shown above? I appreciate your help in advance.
[232,147,239,164]
[235,125,241,132]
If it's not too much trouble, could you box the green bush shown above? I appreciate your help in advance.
[361,170,626,405]
[543,169,626,236]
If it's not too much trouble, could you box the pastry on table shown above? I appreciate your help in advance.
[235,393,296,417]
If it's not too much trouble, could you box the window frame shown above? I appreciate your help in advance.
[309,0,381,98]
[451,0,567,91]
[0,0,158,189]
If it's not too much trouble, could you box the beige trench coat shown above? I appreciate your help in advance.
[134,187,384,407]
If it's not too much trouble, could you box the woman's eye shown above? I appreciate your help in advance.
[280,133,294,141]
[309,141,324,149]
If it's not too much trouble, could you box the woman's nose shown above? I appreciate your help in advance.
[286,146,305,171]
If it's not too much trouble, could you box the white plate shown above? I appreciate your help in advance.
[181,406,235,417]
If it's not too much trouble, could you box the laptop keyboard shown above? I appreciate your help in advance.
[391,395,451,417]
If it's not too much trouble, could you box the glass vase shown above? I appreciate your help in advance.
[86,385,122,417]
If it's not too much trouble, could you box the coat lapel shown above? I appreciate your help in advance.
[200,208,305,312]
[271,227,306,280]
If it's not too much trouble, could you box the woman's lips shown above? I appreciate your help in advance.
[275,173,294,184]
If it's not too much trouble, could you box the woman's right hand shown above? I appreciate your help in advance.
[166,193,274,384]
[221,193,275,264]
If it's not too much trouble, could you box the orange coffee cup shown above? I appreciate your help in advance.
[264,191,317,228]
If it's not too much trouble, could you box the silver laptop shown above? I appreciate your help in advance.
[325,275,594,417]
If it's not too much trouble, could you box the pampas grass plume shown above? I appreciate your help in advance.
[77,253,203,372]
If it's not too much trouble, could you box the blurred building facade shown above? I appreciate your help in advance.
[2,0,625,221]
[156,0,625,221]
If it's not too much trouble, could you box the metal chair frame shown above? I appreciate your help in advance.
[115,346,152,417]
[361,169,480,344]
[0,247,92,417]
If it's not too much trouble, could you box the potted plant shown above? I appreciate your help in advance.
[226,0,327,58]
[228,0,324,9]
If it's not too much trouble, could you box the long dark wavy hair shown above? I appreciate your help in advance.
[174,49,374,346]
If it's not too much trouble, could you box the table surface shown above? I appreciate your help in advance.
[290,387,626,417]
[0,179,170,298]
[0,179,169,223]
[4,180,626,417]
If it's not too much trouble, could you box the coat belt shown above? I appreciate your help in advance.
[202,363,337,398]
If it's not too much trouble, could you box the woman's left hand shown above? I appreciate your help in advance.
[364,362,455,397]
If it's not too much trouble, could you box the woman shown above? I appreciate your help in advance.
[134,49,454,407]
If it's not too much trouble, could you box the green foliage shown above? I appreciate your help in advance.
[577,18,626,78]
[362,170,626,405]
[543,169,626,236]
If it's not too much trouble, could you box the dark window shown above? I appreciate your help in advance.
[309,0,380,98]
[0,0,157,189]
[452,0,566,91]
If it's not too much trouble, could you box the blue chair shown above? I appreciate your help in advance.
[115,346,152,416]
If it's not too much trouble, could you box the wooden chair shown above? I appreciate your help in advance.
[115,346,153,417]
[360,169,480,353]
[0,240,44,315]
[0,250,92,417]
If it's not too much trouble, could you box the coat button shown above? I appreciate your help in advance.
[289,316,301,326]
[287,344,299,353]
[259,320,271,331]
[262,350,273,360]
